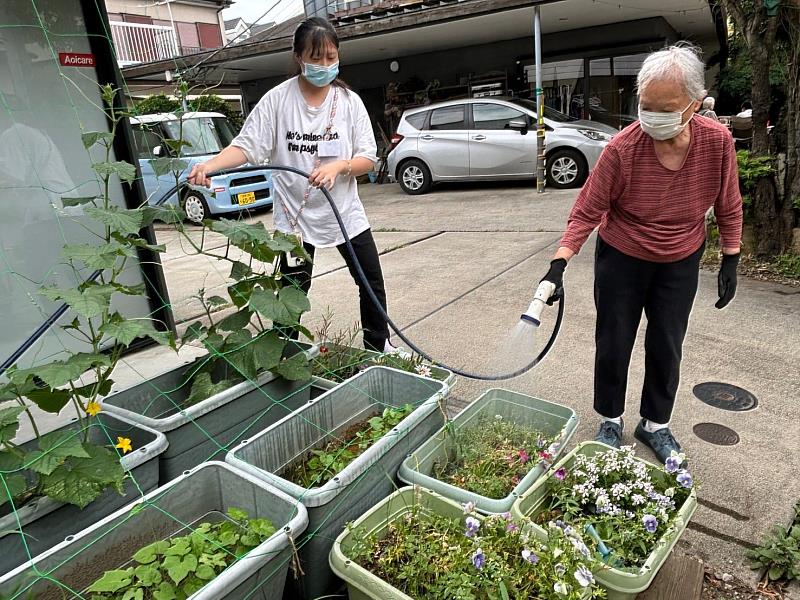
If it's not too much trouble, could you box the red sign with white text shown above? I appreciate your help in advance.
[59,52,95,67]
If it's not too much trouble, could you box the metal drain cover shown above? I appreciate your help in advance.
[693,382,758,412]
[693,423,740,446]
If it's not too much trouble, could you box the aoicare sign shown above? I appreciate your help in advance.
[59,52,95,67]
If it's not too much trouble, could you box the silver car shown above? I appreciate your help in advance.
[387,97,617,194]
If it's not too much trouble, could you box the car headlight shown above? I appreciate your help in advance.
[578,129,613,142]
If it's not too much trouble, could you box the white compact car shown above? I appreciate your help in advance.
[387,97,617,194]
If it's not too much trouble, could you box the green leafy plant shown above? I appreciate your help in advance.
[433,415,561,500]
[541,446,693,570]
[346,496,603,599]
[176,220,314,406]
[85,507,275,599]
[737,150,776,208]
[0,84,179,510]
[772,253,800,279]
[284,404,414,488]
[747,502,800,582]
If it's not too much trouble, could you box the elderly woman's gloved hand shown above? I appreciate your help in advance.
[715,252,739,309]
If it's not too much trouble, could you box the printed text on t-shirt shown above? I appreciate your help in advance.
[286,130,340,155]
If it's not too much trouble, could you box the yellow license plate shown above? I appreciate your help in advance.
[238,191,256,205]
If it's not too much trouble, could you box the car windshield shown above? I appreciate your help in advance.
[162,117,235,157]
[507,98,577,123]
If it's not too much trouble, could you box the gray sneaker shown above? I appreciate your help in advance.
[634,420,682,464]
[595,419,624,448]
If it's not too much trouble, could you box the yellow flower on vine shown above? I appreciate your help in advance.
[86,401,102,416]
[115,436,133,454]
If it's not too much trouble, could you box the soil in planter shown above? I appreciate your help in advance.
[282,404,414,488]
[432,416,558,500]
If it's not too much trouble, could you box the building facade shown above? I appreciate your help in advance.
[106,0,230,65]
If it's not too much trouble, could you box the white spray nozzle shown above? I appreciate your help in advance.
[521,280,556,326]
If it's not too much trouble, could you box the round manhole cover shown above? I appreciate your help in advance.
[693,422,740,446]
[693,382,758,412]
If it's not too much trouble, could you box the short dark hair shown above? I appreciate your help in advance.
[292,17,348,89]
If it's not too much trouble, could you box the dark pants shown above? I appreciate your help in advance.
[279,228,390,351]
[593,237,704,424]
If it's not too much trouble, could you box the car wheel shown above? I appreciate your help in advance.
[181,190,210,224]
[546,148,588,189]
[397,159,432,195]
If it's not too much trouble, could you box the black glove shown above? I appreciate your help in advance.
[540,258,567,305]
[715,253,739,309]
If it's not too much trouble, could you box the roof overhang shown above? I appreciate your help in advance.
[123,0,717,85]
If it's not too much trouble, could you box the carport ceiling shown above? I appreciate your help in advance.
[127,0,715,83]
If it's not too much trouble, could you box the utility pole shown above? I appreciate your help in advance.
[534,6,545,193]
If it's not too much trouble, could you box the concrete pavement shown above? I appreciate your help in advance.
[149,180,800,588]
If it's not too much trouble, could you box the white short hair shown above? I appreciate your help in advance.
[702,96,715,110]
[637,44,707,101]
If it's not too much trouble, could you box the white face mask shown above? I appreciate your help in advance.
[638,101,694,140]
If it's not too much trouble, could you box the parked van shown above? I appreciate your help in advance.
[129,112,273,223]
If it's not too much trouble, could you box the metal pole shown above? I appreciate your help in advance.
[534,6,545,193]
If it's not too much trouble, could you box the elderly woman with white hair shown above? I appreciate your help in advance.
[538,45,743,463]
[699,96,719,121]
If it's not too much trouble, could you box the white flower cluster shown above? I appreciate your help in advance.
[568,447,677,523]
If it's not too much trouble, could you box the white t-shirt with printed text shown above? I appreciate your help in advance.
[231,77,378,248]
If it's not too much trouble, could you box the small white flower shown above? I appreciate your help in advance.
[553,548,564,559]
[414,364,432,378]
[554,581,570,595]
[462,501,476,515]
[665,487,675,498]
[495,414,503,421]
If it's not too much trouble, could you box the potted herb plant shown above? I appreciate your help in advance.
[330,486,600,599]
[0,461,308,600]
[512,442,698,600]
[399,388,578,514]
[0,85,174,574]
[226,366,449,599]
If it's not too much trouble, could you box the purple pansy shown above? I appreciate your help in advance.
[676,469,694,489]
[465,516,481,538]
[521,549,539,564]
[642,514,658,533]
[555,467,568,481]
[665,455,681,474]
[472,548,485,570]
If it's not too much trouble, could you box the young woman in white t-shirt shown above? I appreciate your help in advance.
[188,17,398,352]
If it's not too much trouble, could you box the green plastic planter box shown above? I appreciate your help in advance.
[101,343,330,484]
[511,441,698,600]
[330,486,591,600]
[0,462,308,600]
[398,388,578,514]
[226,366,449,600]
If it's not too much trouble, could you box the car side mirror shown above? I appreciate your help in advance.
[509,120,528,134]
[153,145,163,157]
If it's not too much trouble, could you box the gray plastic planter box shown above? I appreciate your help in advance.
[101,344,327,484]
[226,366,449,600]
[0,462,308,600]
[398,388,578,514]
[0,413,166,576]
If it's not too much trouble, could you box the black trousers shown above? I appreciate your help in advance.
[593,237,704,424]
[278,228,390,351]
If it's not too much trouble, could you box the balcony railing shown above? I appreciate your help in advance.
[110,21,180,66]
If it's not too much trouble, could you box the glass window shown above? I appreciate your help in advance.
[405,111,427,130]
[162,116,235,156]
[472,103,526,130]
[526,59,585,119]
[587,53,647,130]
[429,105,466,130]
[132,125,163,159]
